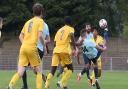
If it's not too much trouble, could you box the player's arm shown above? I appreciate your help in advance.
[0,17,3,29]
[70,32,76,50]
[38,31,47,55]
[70,32,81,64]
[45,34,50,44]
[45,24,51,44]
[38,21,47,55]
[76,29,86,46]
[76,38,84,46]
[19,33,24,43]
[45,35,50,54]
[19,25,25,43]
[97,37,107,51]
[96,44,107,51]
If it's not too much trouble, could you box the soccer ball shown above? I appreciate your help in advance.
[99,19,107,29]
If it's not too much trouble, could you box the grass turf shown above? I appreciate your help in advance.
[0,71,128,89]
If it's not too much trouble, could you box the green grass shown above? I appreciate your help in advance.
[0,71,128,89]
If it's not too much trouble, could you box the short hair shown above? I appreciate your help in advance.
[64,16,72,26]
[92,26,100,33]
[83,22,91,28]
[33,3,44,16]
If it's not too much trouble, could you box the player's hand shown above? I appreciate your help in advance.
[44,46,48,56]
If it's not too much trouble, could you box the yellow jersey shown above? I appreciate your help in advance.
[21,17,44,48]
[94,35,104,45]
[53,25,74,54]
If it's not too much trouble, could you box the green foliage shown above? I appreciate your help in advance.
[0,0,126,36]
[123,23,128,38]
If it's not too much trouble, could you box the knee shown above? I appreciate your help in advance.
[51,66,57,76]
[33,66,42,74]
[65,64,73,72]
[18,70,24,77]
[18,66,26,77]
[85,64,90,70]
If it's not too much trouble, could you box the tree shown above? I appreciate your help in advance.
[0,0,124,37]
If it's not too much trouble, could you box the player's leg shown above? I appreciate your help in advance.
[56,65,64,77]
[91,57,102,86]
[92,59,100,89]
[59,64,73,88]
[57,53,73,89]
[37,48,47,83]
[8,66,26,89]
[77,54,91,81]
[21,70,28,89]
[98,58,102,77]
[32,65,42,89]
[28,48,43,89]
[45,53,59,89]
[8,49,28,89]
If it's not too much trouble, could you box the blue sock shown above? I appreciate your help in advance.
[81,67,86,75]
[81,68,90,79]
[94,66,98,80]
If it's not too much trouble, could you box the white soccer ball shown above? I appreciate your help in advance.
[99,19,107,29]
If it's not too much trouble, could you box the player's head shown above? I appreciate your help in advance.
[33,3,44,17]
[92,26,99,38]
[64,16,72,26]
[83,23,91,33]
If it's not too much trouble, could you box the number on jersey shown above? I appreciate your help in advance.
[60,30,64,40]
[28,21,33,32]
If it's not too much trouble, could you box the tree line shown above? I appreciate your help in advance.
[0,0,127,37]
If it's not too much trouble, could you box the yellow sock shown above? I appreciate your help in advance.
[60,69,72,86]
[36,73,42,89]
[45,73,53,88]
[9,73,20,87]
[91,70,95,84]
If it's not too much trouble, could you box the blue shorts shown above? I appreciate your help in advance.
[83,51,102,65]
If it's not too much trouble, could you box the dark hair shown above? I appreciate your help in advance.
[83,22,91,28]
[33,3,44,16]
[92,26,100,33]
[64,16,72,26]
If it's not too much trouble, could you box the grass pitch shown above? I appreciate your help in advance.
[0,71,128,89]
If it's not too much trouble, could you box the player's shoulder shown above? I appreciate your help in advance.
[98,35,103,39]
[32,17,44,24]
[25,18,34,25]
[66,25,74,32]
[44,22,49,29]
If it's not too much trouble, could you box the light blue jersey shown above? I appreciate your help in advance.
[78,32,93,47]
[79,32,98,59]
[37,22,50,51]
[82,39,98,59]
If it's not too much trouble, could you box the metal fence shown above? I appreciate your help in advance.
[0,55,128,71]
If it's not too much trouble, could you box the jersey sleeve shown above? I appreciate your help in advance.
[38,20,44,32]
[99,36,104,44]
[46,24,50,36]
